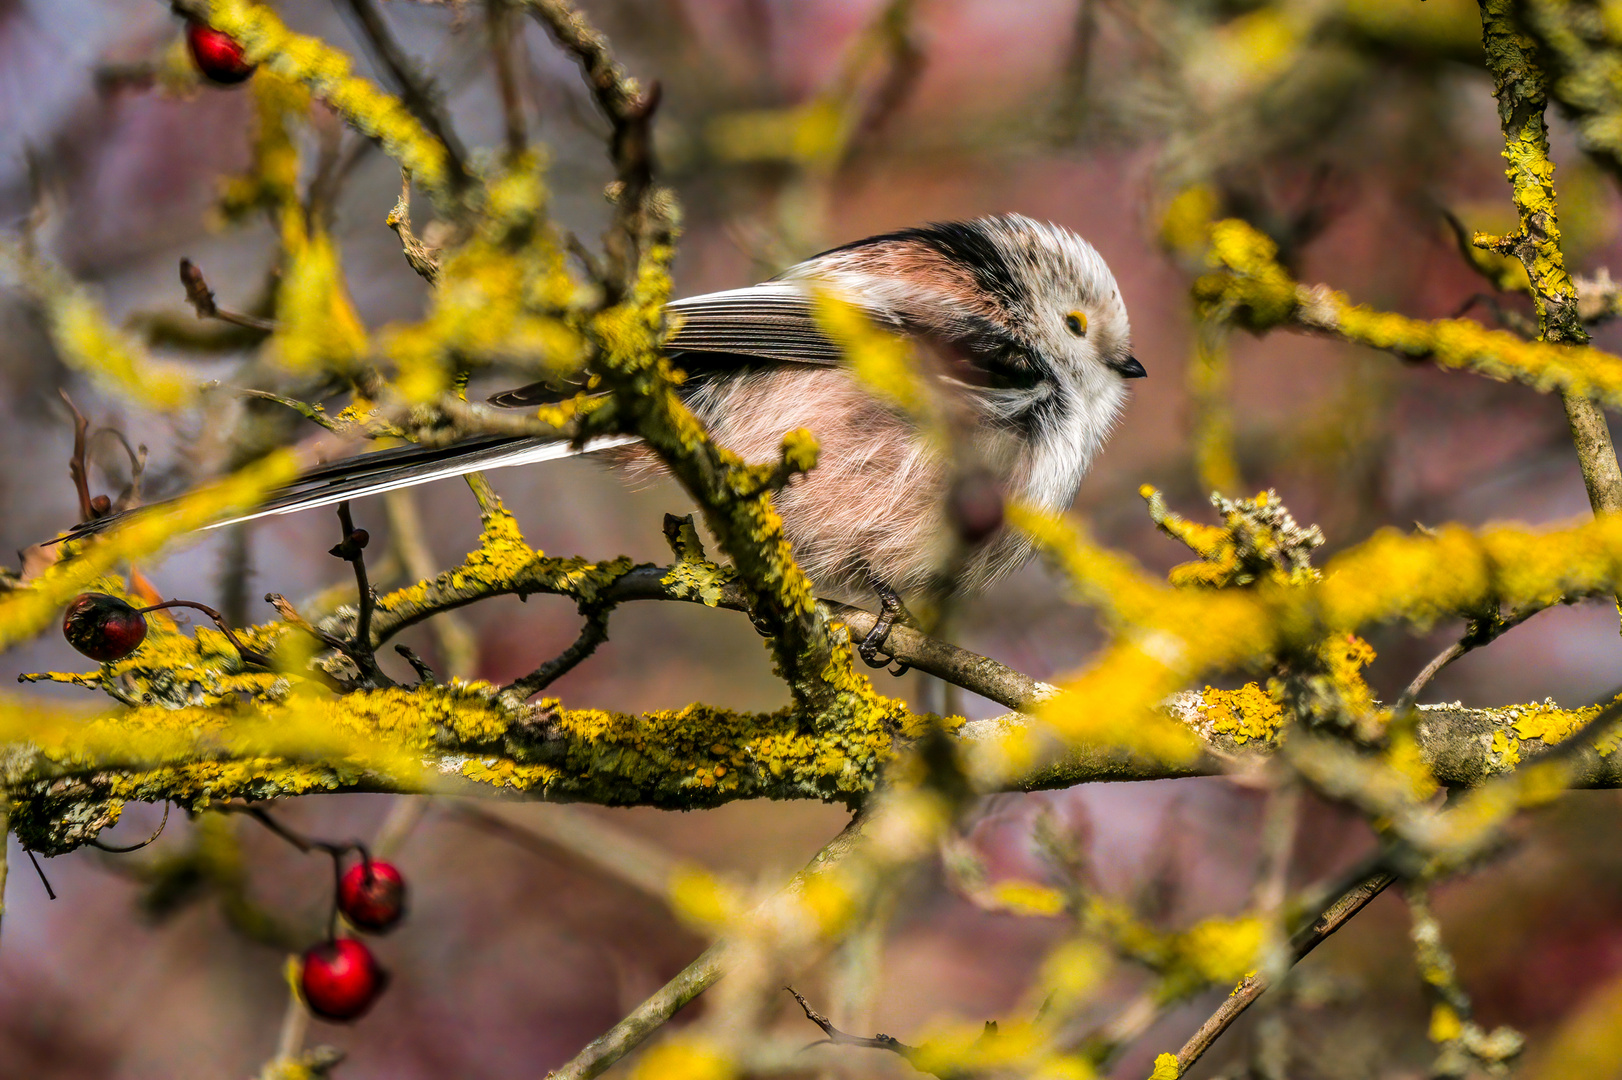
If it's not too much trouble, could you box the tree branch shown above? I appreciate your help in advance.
[1175,869,1396,1074]
[1478,0,1622,590]
[337,0,472,192]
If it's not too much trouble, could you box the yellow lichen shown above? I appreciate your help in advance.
[1175,914,1264,986]
[203,0,451,194]
[627,1039,735,1080]
[988,880,1070,917]
[1197,683,1285,745]
[0,241,201,410]
[1430,1002,1465,1044]
[1196,217,1622,406]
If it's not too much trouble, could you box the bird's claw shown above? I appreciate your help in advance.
[858,585,911,677]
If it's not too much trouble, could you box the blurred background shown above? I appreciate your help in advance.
[3,0,1622,1075]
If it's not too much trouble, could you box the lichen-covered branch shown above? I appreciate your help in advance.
[336,0,471,192]
[1187,214,1622,408]
[1195,218,1622,408]
[7,660,1622,859]
[1479,0,1622,524]
[1521,0,1622,189]
[359,503,1047,710]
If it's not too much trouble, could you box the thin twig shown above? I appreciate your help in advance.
[521,0,643,121]
[394,643,438,684]
[451,802,681,902]
[178,259,277,333]
[501,607,610,701]
[486,0,527,159]
[58,389,96,522]
[263,592,363,692]
[89,428,146,512]
[271,983,311,1074]
[334,502,378,672]
[137,599,276,669]
[785,986,916,1057]
[265,593,350,655]
[25,849,56,901]
[1175,869,1396,1073]
[89,802,171,853]
[1396,603,1548,711]
[383,488,476,678]
[228,388,347,433]
[521,0,660,292]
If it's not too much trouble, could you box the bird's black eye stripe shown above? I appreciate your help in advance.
[815,221,1024,312]
[975,345,1047,390]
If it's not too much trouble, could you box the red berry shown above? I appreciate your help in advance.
[62,593,148,662]
[337,859,407,933]
[300,938,387,1022]
[185,21,255,85]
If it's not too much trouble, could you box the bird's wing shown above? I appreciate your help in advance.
[662,282,853,365]
[488,283,891,408]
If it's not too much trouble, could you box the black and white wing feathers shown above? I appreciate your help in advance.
[487,283,893,408]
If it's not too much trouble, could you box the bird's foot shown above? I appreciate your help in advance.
[858,585,911,676]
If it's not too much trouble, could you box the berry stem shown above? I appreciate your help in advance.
[135,599,275,668]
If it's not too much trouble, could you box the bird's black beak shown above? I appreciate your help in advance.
[1114,355,1146,379]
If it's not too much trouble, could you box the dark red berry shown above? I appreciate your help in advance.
[337,859,407,933]
[62,593,148,662]
[947,469,1005,545]
[300,938,387,1022]
[185,21,255,85]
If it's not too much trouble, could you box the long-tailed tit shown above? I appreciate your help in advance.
[61,215,1142,665]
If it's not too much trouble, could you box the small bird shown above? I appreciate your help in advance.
[64,215,1142,666]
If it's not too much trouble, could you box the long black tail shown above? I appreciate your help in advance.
[57,433,641,543]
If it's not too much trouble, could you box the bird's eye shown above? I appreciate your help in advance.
[1065,311,1088,336]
